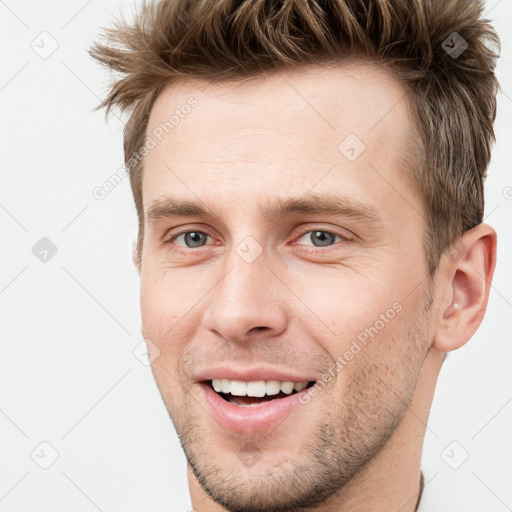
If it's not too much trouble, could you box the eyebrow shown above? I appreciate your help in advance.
[146,193,384,229]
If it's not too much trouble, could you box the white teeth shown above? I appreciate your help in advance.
[221,378,230,394]
[280,381,295,394]
[210,378,310,397]
[265,380,281,396]
[229,380,247,396]
[293,382,308,392]
[246,380,266,397]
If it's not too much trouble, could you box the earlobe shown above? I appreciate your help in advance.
[433,224,497,353]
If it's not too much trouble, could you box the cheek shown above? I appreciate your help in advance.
[302,279,416,394]
[333,314,424,423]
[139,273,193,372]
[140,266,204,331]
[295,269,404,345]
[329,314,409,392]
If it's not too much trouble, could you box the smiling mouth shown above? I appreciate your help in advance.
[205,379,316,407]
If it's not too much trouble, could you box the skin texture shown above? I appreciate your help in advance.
[134,63,497,511]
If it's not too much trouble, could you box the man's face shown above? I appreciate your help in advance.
[138,64,434,510]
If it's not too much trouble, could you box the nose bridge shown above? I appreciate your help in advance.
[203,239,287,342]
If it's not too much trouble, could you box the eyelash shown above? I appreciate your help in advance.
[294,227,352,253]
[165,226,352,254]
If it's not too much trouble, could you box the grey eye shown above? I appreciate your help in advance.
[311,231,336,246]
[178,231,210,248]
[297,230,341,247]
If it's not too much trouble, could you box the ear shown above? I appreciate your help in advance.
[433,223,497,352]
[132,241,141,276]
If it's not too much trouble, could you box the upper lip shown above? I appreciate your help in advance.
[194,366,318,383]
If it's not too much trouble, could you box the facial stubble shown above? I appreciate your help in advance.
[153,284,434,512]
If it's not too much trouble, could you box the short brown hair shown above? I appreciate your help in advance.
[90,0,500,275]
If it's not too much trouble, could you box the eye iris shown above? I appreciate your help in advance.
[180,230,337,249]
[184,231,207,248]
[311,231,335,247]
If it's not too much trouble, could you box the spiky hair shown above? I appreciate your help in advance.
[90,0,500,274]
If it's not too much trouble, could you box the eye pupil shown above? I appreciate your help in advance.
[311,231,335,246]
[176,229,341,251]
[185,231,207,248]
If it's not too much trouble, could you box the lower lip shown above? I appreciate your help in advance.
[197,382,311,434]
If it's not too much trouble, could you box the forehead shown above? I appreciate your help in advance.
[142,62,418,222]
[148,62,411,142]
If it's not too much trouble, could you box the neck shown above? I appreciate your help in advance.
[188,347,444,512]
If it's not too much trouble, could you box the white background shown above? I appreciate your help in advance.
[0,1,510,510]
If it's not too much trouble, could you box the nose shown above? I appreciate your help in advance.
[202,247,288,345]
